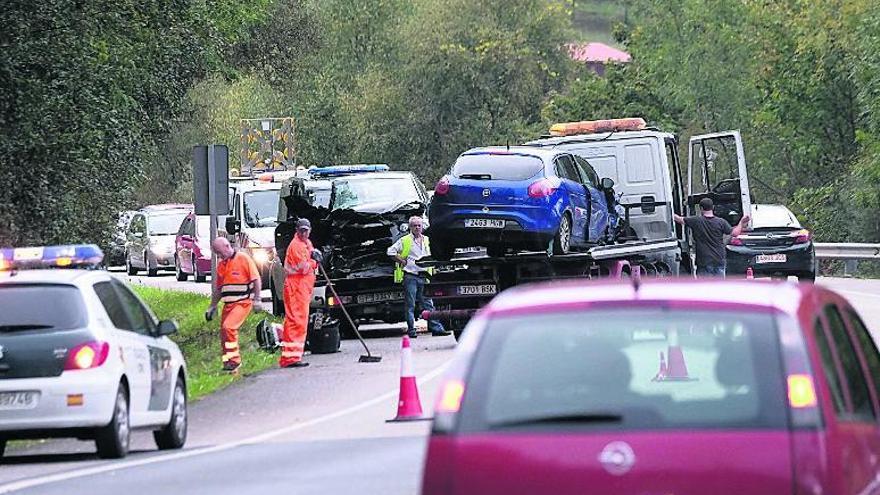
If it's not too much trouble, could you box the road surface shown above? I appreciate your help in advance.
[1,277,878,494]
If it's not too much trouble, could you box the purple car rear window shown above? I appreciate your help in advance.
[457,308,788,432]
[453,154,544,181]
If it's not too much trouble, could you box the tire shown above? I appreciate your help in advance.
[799,270,816,283]
[154,376,187,450]
[431,241,454,261]
[95,384,130,459]
[552,214,572,255]
[193,255,207,283]
[175,256,188,282]
[146,251,158,277]
[126,253,138,276]
[270,279,284,317]
[0,436,6,459]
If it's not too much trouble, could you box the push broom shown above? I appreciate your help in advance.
[318,262,382,363]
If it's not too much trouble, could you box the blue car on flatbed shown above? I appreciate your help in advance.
[428,146,617,260]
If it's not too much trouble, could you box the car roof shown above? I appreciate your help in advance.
[230,180,283,191]
[461,146,562,162]
[0,269,110,287]
[329,171,414,180]
[525,129,676,147]
[141,203,192,212]
[482,279,833,319]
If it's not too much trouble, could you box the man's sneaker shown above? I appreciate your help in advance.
[222,362,240,372]
[407,331,418,339]
[283,361,309,368]
[431,330,452,337]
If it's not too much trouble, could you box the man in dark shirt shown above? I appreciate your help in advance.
[674,198,750,277]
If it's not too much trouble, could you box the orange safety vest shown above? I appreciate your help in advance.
[217,251,259,303]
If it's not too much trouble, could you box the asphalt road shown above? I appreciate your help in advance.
[1,276,879,494]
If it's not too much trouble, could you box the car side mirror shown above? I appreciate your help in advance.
[157,319,178,336]
[640,195,656,214]
[600,177,615,190]
[225,216,241,235]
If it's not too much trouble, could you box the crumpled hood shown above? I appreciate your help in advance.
[276,191,426,278]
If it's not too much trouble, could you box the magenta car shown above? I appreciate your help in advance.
[174,213,212,282]
[423,279,880,495]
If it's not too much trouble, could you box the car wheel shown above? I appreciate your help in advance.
[0,436,6,458]
[95,384,130,459]
[125,252,138,276]
[145,251,159,277]
[799,270,816,283]
[270,279,285,317]
[154,376,187,450]
[431,241,454,261]
[193,255,207,283]
[175,255,188,282]
[552,214,572,255]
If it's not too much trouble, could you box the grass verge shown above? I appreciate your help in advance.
[132,286,282,401]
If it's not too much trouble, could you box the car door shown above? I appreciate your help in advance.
[813,304,879,495]
[686,131,752,226]
[127,214,145,267]
[112,280,175,417]
[573,155,610,243]
[554,155,589,245]
[93,280,152,422]
[176,216,194,272]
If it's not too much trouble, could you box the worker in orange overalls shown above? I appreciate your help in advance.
[205,237,261,372]
[279,218,319,368]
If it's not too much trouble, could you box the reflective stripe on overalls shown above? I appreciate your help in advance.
[393,234,435,283]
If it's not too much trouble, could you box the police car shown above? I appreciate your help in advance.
[0,245,187,459]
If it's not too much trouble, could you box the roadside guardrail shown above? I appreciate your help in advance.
[814,243,880,260]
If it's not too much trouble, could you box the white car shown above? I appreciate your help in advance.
[0,245,188,459]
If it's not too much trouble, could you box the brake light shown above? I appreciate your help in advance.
[64,342,110,370]
[437,380,465,413]
[794,229,811,244]
[729,236,743,246]
[787,374,818,408]
[327,296,336,306]
[527,179,558,198]
[434,176,450,196]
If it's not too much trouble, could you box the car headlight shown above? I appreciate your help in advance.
[250,248,273,265]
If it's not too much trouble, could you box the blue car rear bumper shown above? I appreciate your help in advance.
[428,203,561,248]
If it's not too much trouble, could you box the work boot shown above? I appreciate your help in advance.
[223,361,240,372]
[283,361,309,368]
[406,330,418,339]
[431,330,452,337]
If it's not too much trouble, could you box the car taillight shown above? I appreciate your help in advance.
[794,229,811,244]
[729,236,743,246]
[64,341,110,370]
[436,380,465,414]
[434,176,450,195]
[788,374,818,408]
[527,179,558,198]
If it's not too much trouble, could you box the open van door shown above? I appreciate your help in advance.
[687,131,751,227]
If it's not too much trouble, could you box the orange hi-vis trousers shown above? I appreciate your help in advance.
[279,274,314,367]
[221,301,251,366]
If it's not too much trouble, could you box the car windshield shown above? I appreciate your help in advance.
[331,177,420,211]
[0,284,87,331]
[750,205,801,229]
[309,186,331,208]
[149,212,188,236]
[244,190,281,228]
[453,154,545,181]
[458,308,787,432]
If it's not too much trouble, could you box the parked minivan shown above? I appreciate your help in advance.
[423,279,880,495]
[125,204,192,276]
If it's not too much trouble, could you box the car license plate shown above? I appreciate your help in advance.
[756,254,787,263]
[464,219,505,228]
[0,391,38,410]
[458,285,497,296]
[357,291,404,304]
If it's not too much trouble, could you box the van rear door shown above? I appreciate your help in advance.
[687,131,752,226]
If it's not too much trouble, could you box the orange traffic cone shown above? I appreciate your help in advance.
[746,267,754,280]
[657,329,696,382]
[652,351,667,382]
[387,335,426,422]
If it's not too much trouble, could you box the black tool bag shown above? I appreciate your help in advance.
[307,311,340,354]
[255,318,280,352]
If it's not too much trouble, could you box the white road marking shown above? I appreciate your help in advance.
[0,363,449,494]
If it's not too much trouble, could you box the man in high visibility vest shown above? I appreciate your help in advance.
[279,218,320,368]
[387,216,450,338]
[205,237,261,372]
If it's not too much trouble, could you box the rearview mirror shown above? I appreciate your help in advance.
[600,177,615,190]
[157,320,178,336]
[225,216,241,235]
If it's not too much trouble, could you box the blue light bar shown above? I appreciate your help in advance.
[308,164,390,177]
[0,244,105,271]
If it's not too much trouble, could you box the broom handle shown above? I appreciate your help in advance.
[318,263,374,358]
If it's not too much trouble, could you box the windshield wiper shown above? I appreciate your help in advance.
[490,412,623,429]
[0,324,55,332]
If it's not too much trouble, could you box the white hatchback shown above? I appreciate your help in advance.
[0,267,187,459]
